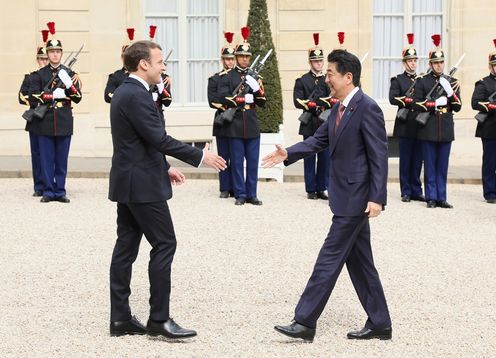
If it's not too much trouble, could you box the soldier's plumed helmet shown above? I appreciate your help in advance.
[428,34,444,63]
[402,33,418,60]
[235,27,251,56]
[308,33,324,61]
[489,39,496,65]
[222,32,235,58]
[45,22,62,51]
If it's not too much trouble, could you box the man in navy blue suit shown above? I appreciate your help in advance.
[108,40,226,339]
[263,49,392,342]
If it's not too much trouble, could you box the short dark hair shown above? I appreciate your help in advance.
[327,49,361,87]
[123,40,162,72]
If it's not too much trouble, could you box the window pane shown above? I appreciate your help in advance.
[188,0,218,15]
[413,15,443,59]
[413,0,442,13]
[188,60,218,103]
[145,0,177,13]
[166,61,180,103]
[373,0,403,14]
[146,17,180,102]
[188,17,219,59]
[373,59,403,99]
[373,16,404,57]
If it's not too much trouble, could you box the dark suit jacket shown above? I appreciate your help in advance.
[109,77,203,203]
[286,88,388,216]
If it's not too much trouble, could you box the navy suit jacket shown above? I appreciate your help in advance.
[286,88,388,216]
[109,77,203,203]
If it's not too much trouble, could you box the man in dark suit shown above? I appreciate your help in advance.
[108,40,226,339]
[263,49,392,342]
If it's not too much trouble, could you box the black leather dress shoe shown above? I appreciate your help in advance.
[235,198,245,205]
[246,197,263,205]
[110,315,146,337]
[426,200,437,208]
[55,196,70,203]
[274,321,315,342]
[487,198,496,204]
[401,195,411,202]
[347,327,392,340]
[437,200,453,208]
[33,191,43,197]
[410,194,425,202]
[307,192,318,200]
[147,318,197,339]
[219,191,230,198]
[40,196,52,203]
[316,191,328,200]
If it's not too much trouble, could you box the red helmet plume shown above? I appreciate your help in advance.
[407,33,414,45]
[47,22,55,35]
[149,25,157,40]
[313,33,319,46]
[241,27,250,42]
[432,34,441,47]
[224,32,234,44]
[126,28,135,41]
[338,32,345,45]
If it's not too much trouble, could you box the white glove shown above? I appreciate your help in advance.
[152,93,158,101]
[439,77,454,97]
[156,81,165,94]
[53,88,66,99]
[245,93,254,104]
[245,75,260,92]
[58,69,73,88]
[435,96,447,107]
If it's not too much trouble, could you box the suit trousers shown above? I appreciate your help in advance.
[110,201,177,322]
[29,132,44,193]
[421,140,451,201]
[38,135,71,198]
[229,137,260,199]
[398,137,423,197]
[216,136,232,192]
[481,138,496,200]
[294,215,391,330]
[302,135,329,193]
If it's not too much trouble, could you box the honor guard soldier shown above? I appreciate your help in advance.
[208,31,236,198]
[104,28,134,103]
[222,27,266,205]
[148,25,172,123]
[472,39,496,204]
[18,29,50,197]
[389,33,424,203]
[413,34,461,208]
[29,22,82,203]
[293,33,332,200]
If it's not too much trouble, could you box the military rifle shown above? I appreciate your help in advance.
[219,49,272,124]
[396,69,431,121]
[297,86,322,125]
[415,53,465,126]
[475,89,496,123]
[23,44,84,123]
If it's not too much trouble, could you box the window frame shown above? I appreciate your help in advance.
[144,0,224,108]
[372,0,448,103]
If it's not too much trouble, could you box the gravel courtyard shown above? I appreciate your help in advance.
[1,178,495,357]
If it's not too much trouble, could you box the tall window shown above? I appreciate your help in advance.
[372,0,443,101]
[145,0,220,106]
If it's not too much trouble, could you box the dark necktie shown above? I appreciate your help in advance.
[334,104,346,133]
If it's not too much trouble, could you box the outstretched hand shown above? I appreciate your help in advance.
[261,144,288,168]
[202,143,227,172]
